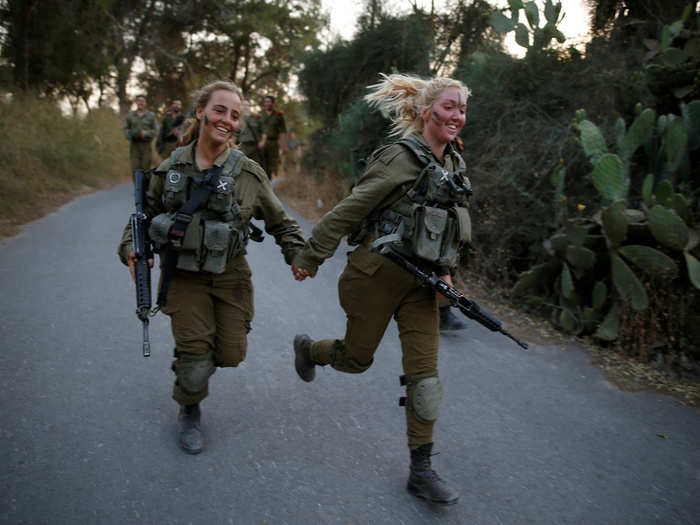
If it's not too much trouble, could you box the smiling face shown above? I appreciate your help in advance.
[421,86,467,147]
[135,96,147,111]
[195,89,242,146]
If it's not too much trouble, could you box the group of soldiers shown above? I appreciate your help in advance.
[123,92,467,333]
[123,93,293,180]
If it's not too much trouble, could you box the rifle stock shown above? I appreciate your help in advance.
[378,246,528,350]
[131,169,153,357]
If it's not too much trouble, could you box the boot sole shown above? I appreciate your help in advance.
[407,482,459,506]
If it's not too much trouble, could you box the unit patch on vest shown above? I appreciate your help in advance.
[217,179,228,191]
[168,170,181,184]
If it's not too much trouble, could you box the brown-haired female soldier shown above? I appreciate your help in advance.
[291,73,472,506]
[118,81,304,454]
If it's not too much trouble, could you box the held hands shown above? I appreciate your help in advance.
[291,263,312,282]
[127,250,154,282]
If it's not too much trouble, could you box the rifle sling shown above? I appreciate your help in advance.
[156,166,222,307]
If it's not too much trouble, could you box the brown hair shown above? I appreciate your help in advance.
[178,80,244,146]
[364,73,471,137]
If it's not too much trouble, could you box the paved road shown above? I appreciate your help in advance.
[0,183,698,525]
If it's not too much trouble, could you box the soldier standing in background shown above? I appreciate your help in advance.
[124,94,158,171]
[237,101,264,167]
[157,99,184,161]
[257,95,287,179]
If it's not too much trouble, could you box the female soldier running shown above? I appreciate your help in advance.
[291,73,472,506]
[119,80,304,454]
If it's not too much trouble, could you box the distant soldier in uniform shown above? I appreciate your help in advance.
[156,99,184,161]
[284,130,303,177]
[291,73,473,506]
[118,81,304,455]
[257,95,287,179]
[237,101,264,166]
[124,94,158,171]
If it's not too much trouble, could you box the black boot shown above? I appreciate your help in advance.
[293,334,315,382]
[407,443,459,505]
[178,403,202,454]
[439,306,467,332]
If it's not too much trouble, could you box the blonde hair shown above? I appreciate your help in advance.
[364,73,471,137]
[179,80,244,146]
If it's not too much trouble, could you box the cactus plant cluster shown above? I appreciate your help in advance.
[513,104,700,348]
[644,6,700,106]
[490,0,566,52]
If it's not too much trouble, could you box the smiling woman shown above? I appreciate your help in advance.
[117,79,306,455]
[290,72,473,506]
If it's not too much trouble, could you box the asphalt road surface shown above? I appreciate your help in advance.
[1,183,698,525]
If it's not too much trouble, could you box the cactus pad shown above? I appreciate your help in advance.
[685,252,700,290]
[595,304,620,341]
[592,154,628,202]
[579,120,607,160]
[611,254,649,310]
[649,205,689,251]
[601,202,628,247]
[619,245,679,276]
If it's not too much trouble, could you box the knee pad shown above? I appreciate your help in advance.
[400,373,442,423]
[330,340,373,374]
[175,352,216,394]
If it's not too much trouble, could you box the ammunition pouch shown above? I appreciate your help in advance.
[149,212,245,274]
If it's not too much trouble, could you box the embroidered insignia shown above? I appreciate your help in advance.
[217,180,228,191]
[168,171,181,184]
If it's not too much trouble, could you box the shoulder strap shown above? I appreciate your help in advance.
[221,148,245,178]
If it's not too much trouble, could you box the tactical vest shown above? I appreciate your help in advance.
[361,136,473,267]
[148,147,248,274]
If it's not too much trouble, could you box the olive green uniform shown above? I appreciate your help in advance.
[238,114,264,166]
[157,111,184,161]
[124,110,158,171]
[261,110,286,177]
[293,133,468,450]
[119,142,304,405]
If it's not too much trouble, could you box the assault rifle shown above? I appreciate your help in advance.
[130,169,153,357]
[377,246,528,349]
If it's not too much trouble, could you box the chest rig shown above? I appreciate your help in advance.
[149,147,247,278]
[366,136,473,267]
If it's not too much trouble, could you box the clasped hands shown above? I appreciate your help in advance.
[291,263,311,282]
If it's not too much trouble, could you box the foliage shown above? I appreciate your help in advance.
[0,0,326,114]
[513,104,699,362]
[490,0,566,54]
[0,95,129,236]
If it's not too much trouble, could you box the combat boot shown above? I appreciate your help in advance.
[407,443,459,505]
[439,306,467,332]
[178,403,202,454]
[293,334,315,382]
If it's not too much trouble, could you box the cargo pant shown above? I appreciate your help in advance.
[130,140,153,171]
[261,139,279,178]
[160,255,254,405]
[309,245,440,449]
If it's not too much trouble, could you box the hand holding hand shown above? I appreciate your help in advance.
[292,263,311,282]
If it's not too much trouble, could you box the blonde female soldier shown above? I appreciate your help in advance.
[118,81,304,454]
[290,73,473,505]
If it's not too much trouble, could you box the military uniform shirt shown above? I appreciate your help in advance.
[293,133,464,275]
[118,142,304,268]
[124,110,158,142]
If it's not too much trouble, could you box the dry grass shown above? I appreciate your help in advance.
[0,97,131,238]
[274,162,347,222]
